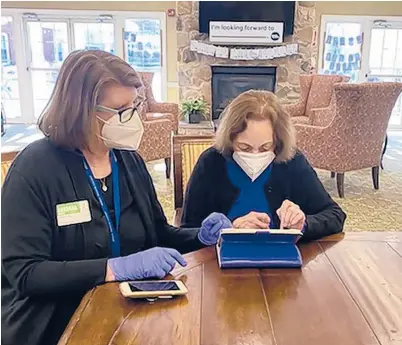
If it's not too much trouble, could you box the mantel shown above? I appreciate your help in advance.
[201,37,294,48]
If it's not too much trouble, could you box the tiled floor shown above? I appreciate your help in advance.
[2,124,402,231]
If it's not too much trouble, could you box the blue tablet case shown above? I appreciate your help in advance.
[216,229,303,269]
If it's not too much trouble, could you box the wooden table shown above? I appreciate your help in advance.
[59,232,402,345]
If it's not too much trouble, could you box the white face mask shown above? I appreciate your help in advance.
[233,151,276,181]
[97,111,144,151]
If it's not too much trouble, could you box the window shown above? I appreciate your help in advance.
[1,33,10,63]
[1,10,167,123]
[1,16,21,120]
[320,16,402,129]
[124,18,162,101]
[320,22,363,82]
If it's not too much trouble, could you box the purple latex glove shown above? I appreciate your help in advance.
[108,247,187,281]
[198,212,232,246]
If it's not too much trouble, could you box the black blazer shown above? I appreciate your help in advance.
[1,138,202,345]
[181,148,346,240]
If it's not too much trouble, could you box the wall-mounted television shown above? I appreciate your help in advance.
[199,1,295,36]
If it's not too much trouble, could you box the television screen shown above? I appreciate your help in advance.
[199,1,295,36]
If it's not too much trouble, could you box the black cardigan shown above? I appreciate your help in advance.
[1,138,202,345]
[181,148,346,240]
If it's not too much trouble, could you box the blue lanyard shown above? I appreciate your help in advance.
[82,151,121,257]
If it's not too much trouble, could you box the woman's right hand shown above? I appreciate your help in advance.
[232,212,270,229]
[106,247,187,282]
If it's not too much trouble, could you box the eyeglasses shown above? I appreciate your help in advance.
[96,98,145,123]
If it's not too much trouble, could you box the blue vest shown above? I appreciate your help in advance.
[226,159,273,227]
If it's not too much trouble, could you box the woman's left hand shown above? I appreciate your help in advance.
[276,200,306,231]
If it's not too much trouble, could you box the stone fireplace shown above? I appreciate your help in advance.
[211,66,276,120]
[176,1,317,119]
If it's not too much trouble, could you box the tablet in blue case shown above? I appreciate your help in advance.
[216,229,303,269]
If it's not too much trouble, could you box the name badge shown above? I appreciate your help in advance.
[56,200,92,227]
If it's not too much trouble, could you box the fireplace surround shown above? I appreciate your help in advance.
[176,1,317,119]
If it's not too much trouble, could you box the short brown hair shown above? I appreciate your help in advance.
[38,50,143,150]
[215,89,296,162]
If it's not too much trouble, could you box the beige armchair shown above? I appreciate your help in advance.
[138,72,179,132]
[135,72,179,178]
[295,82,402,197]
[137,117,173,178]
[284,74,350,125]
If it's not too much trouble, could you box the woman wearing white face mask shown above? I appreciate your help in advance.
[181,90,346,239]
[1,50,230,345]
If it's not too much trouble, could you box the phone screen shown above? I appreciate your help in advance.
[128,281,180,292]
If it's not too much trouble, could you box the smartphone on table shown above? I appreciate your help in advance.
[119,280,188,299]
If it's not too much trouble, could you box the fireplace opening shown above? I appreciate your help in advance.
[211,66,277,120]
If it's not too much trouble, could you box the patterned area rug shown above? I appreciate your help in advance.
[148,133,402,232]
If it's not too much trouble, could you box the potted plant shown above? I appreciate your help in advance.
[181,98,208,124]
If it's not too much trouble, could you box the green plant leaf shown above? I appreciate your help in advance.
[180,97,209,119]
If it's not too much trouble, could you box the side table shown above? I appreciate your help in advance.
[178,120,215,135]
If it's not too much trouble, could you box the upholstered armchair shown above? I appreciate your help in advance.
[284,74,350,125]
[135,72,179,178]
[138,72,179,132]
[295,82,402,198]
[137,117,173,178]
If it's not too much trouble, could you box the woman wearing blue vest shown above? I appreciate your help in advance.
[181,90,346,239]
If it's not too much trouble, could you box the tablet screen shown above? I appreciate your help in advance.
[128,281,180,292]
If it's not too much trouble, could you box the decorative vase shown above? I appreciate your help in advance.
[187,110,202,124]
